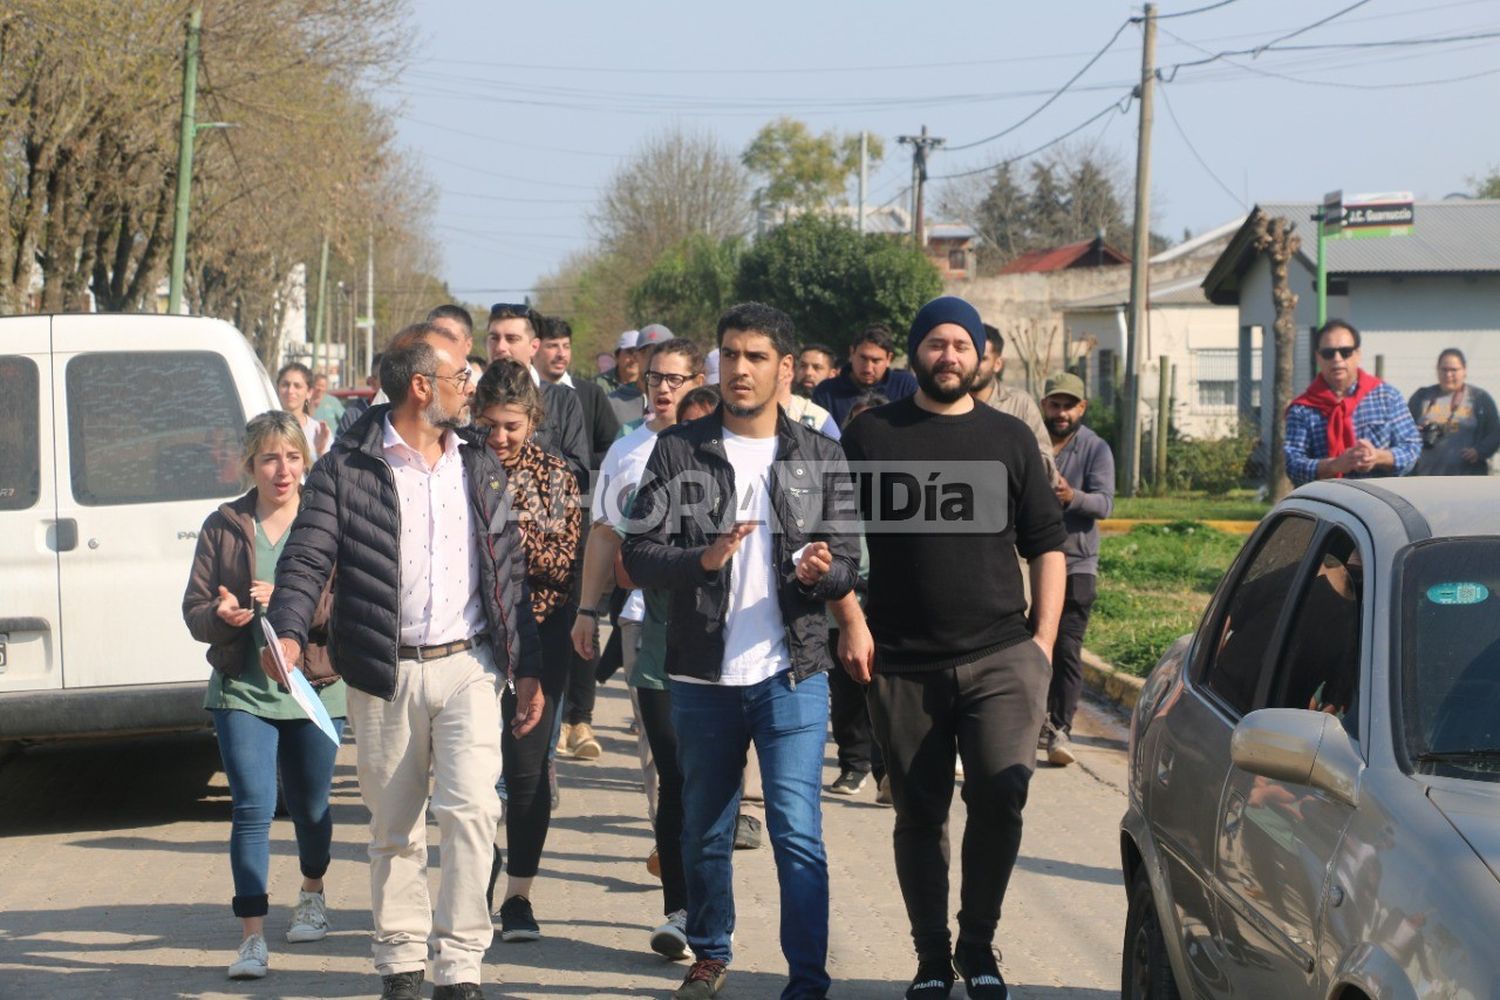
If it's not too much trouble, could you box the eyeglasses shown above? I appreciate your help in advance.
[645,371,691,389]
[428,366,473,388]
[1318,346,1357,360]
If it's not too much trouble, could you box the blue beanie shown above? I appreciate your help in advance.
[908,296,985,358]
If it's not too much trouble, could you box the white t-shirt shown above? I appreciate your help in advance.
[672,428,790,687]
[593,422,659,623]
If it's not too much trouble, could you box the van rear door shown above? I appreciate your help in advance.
[51,316,254,690]
[0,317,62,696]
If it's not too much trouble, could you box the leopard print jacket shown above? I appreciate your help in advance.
[506,441,582,623]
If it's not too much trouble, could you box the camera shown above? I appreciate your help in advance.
[1420,422,1446,448]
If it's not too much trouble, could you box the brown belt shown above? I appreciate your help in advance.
[397,634,488,662]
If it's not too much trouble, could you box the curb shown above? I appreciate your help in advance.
[1099,518,1259,535]
[1081,648,1146,713]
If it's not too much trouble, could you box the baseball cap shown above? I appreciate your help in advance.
[705,348,720,385]
[638,323,674,346]
[616,329,640,351]
[1042,372,1088,402]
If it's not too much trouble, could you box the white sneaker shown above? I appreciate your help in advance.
[227,932,268,979]
[286,890,330,943]
[650,909,690,960]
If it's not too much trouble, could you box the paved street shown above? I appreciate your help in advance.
[0,681,1129,1000]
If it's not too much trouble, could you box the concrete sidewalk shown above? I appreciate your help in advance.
[0,680,1129,999]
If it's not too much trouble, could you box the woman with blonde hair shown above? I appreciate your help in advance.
[182,410,346,980]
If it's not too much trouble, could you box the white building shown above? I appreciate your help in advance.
[1202,200,1500,447]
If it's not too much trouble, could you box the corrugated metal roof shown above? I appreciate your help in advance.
[996,237,1131,274]
[1062,273,1214,311]
[1256,200,1500,273]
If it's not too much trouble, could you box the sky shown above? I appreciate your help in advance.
[384,0,1500,303]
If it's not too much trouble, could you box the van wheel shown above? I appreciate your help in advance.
[1123,865,1181,1000]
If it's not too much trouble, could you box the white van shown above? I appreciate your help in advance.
[0,314,279,746]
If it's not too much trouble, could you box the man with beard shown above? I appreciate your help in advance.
[266,324,543,1000]
[972,324,1056,486]
[623,302,859,1000]
[812,323,919,427]
[794,343,837,398]
[837,296,1066,1000]
[1037,373,1113,767]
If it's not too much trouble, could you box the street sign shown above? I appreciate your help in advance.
[1340,191,1414,237]
[1322,189,1344,234]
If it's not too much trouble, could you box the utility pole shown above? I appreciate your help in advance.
[897,125,944,248]
[857,131,868,234]
[1120,3,1156,498]
[312,234,329,371]
[166,7,202,316]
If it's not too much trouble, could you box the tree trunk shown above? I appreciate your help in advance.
[1252,211,1302,502]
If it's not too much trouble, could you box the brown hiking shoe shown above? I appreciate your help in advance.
[673,959,728,999]
[568,721,602,760]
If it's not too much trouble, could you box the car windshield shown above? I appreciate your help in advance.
[1401,538,1500,779]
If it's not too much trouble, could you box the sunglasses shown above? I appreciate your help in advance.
[1318,346,1357,360]
[489,302,530,319]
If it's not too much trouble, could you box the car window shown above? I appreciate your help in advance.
[0,356,41,511]
[1267,527,1363,739]
[1400,538,1500,774]
[66,351,246,506]
[1200,514,1316,717]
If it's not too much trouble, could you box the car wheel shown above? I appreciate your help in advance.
[1122,865,1181,1000]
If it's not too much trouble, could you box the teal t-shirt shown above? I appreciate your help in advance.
[204,516,347,719]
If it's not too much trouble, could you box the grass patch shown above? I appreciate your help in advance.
[1111,490,1269,523]
[1090,522,1245,676]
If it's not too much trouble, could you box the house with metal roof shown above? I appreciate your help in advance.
[1202,200,1500,449]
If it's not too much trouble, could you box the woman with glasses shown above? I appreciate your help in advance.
[471,360,582,944]
[275,362,332,458]
[182,410,346,980]
[1408,348,1500,476]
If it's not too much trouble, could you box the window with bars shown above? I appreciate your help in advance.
[1195,348,1260,410]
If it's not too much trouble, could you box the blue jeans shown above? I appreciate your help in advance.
[212,709,345,918]
[670,670,830,1000]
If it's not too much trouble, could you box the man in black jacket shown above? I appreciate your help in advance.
[266,323,543,1000]
[484,303,591,493]
[622,302,859,1000]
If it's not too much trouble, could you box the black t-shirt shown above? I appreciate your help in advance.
[840,396,1067,671]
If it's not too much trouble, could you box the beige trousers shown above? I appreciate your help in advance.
[347,645,503,986]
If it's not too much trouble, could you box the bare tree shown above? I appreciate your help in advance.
[1006,319,1063,396]
[592,126,752,263]
[1252,211,1301,501]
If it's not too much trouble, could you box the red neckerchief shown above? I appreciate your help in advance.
[1289,371,1378,471]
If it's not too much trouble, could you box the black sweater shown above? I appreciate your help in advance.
[840,397,1066,671]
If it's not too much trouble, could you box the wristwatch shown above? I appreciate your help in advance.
[577,607,600,619]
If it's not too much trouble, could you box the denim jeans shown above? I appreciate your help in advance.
[211,708,345,918]
[670,670,830,1000]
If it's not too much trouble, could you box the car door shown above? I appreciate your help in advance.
[1214,515,1367,997]
[1147,512,1318,997]
[0,317,63,698]
[51,319,250,689]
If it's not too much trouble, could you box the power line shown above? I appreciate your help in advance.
[946,19,1133,152]
[1157,82,1245,210]
[398,115,624,159]
[444,189,595,205]
[1250,0,1371,54]
[1163,22,1500,76]
[424,153,602,191]
[1155,0,1239,19]
[932,96,1135,181]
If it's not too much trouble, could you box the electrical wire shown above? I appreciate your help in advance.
[424,153,602,191]
[1249,0,1372,54]
[1154,0,1239,19]
[945,20,1134,152]
[1157,83,1246,210]
[933,96,1135,181]
[399,116,623,159]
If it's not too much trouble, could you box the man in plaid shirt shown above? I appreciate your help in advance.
[1284,319,1421,487]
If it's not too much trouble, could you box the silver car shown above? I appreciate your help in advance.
[1121,477,1500,1000]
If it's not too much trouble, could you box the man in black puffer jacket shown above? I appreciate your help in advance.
[266,324,541,1000]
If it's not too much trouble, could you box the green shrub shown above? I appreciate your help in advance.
[1166,433,1257,495]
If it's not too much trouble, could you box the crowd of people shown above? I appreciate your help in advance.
[179,293,1500,1000]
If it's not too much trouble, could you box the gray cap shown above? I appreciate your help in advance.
[1042,372,1087,402]
[638,323,674,346]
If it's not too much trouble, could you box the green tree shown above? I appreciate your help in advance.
[629,233,744,340]
[742,117,885,219]
[1473,169,1500,199]
[733,214,941,353]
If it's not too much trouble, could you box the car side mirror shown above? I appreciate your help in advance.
[1231,708,1362,808]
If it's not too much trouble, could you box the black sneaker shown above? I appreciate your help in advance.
[953,943,1008,999]
[499,894,541,942]
[379,970,425,1000]
[828,768,869,796]
[905,957,955,999]
[733,813,762,850]
[433,985,485,1000]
